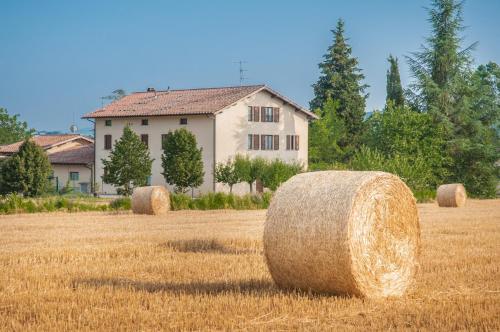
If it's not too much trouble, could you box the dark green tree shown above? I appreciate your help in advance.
[407,0,499,197]
[161,128,204,193]
[214,159,240,193]
[310,19,368,149]
[0,108,34,145]
[386,55,405,107]
[0,139,52,197]
[101,126,153,196]
[309,99,348,167]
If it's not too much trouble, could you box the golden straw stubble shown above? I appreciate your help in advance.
[132,186,170,215]
[436,183,467,207]
[264,171,421,299]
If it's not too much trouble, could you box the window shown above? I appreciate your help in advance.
[261,135,274,150]
[260,107,280,122]
[248,134,260,150]
[180,118,188,125]
[248,106,260,122]
[141,119,149,126]
[161,134,168,148]
[146,176,152,186]
[104,135,112,150]
[286,135,300,151]
[248,107,253,121]
[262,107,274,122]
[69,172,79,181]
[105,119,112,126]
[141,134,149,147]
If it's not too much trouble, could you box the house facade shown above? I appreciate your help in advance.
[0,134,94,193]
[83,85,317,195]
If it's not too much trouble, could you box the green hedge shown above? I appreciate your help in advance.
[170,192,272,210]
[0,194,129,214]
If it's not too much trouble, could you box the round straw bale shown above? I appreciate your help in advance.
[131,186,170,215]
[436,183,467,207]
[264,171,420,298]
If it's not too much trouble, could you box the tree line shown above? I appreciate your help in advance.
[309,0,499,198]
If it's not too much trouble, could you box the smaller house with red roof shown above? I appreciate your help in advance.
[0,134,94,193]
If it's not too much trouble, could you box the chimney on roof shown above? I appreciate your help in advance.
[147,87,155,92]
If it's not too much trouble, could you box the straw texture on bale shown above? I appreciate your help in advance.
[436,183,467,207]
[131,186,170,215]
[264,171,421,299]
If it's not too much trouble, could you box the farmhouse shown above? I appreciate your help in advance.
[0,134,94,193]
[83,84,317,195]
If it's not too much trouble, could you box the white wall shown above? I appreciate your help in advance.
[52,164,92,193]
[215,90,309,195]
[94,115,214,195]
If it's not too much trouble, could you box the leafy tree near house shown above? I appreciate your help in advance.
[407,0,499,197]
[260,159,302,191]
[101,126,153,196]
[310,19,368,152]
[0,139,52,197]
[0,108,34,145]
[361,103,449,190]
[161,128,204,194]
[386,55,405,107]
[233,155,268,193]
[214,159,240,193]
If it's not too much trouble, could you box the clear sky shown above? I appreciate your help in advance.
[1,0,498,132]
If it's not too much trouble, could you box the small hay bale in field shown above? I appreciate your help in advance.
[436,183,467,207]
[264,171,420,299]
[132,186,170,215]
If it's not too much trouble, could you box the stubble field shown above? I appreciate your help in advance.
[0,200,499,331]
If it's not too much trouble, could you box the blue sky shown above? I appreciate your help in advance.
[1,0,498,132]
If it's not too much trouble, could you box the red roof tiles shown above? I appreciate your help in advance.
[0,134,93,154]
[49,145,94,165]
[82,85,317,119]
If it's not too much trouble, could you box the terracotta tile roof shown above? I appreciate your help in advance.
[82,84,318,119]
[49,144,94,165]
[0,134,93,154]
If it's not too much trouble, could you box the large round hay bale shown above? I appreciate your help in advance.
[264,171,420,298]
[436,183,467,207]
[131,186,170,215]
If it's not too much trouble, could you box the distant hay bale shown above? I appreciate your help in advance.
[264,171,420,299]
[131,186,170,215]
[436,183,467,207]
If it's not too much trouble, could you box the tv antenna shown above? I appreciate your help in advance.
[234,60,247,85]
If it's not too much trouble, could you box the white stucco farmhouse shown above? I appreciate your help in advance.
[82,84,317,195]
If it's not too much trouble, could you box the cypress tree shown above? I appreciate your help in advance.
[310,19,368,150]
[102,126,154,196]
[386,55,405,107]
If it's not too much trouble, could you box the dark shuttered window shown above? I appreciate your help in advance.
[104,135,112,150]
[141,134,149,147]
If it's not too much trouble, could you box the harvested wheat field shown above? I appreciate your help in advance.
[0,200,499,331]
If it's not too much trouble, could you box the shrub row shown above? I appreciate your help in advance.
[0,194,129,214]
[170,192,272,210]
[0,192,272,214]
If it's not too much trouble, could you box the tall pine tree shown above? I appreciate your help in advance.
[310,19,368,151]
[386,55,405,107]
[407,0,499,197]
